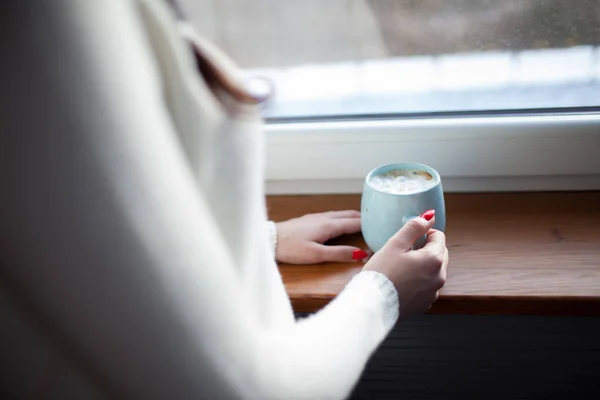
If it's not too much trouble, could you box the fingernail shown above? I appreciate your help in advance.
[352,249,369,260]
[420,209,435,221]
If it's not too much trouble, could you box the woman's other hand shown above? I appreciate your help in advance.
[363,211,448,318]
[274,211,369,264]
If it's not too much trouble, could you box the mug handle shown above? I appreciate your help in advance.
[402,215,427,250]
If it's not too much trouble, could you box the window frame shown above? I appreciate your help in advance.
[264,111,600,194]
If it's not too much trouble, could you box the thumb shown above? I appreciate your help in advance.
[309,242,369,262]
[389,210,436,251]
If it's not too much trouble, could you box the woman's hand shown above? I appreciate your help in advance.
[274,210,369,264]
[363,211,448,318]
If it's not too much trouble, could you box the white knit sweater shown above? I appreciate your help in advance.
[0,1,399,398]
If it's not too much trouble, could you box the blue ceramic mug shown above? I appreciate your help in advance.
[361,162,446,252]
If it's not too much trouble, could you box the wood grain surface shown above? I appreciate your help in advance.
[267,192,600,315]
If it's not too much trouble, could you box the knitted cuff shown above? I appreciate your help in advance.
[346,271,400,331]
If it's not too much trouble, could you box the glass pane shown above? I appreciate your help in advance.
[178,0,600,118]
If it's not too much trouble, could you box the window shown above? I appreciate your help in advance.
[179,0,600,194]
[180,0,599,119]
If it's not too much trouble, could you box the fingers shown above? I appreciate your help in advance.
[389,215,436,251]
[421,229,446,255]
[440,247,449,281]
[326,210,360,219]
[430,249,449,305]
[414,231,448,284]
[310,243,368,262]
[428,246,449,291]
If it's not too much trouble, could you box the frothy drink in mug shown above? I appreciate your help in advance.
[369,169,437,195]
[361,163,446,252]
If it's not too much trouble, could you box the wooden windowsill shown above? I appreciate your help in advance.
[266,192,600,316]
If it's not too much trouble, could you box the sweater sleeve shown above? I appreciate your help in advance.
[255,271,399,399]
[0,1,398,399]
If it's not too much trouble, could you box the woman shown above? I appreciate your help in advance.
[0,0,448,398]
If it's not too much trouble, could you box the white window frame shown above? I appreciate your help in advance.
[264,112,600,194]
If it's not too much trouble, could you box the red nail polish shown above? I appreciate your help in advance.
[352,249,368,260]
[420,209,435,221]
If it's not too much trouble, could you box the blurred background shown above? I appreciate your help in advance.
[178,0,600,117]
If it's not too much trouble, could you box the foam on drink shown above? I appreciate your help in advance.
[369,169,436,194]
